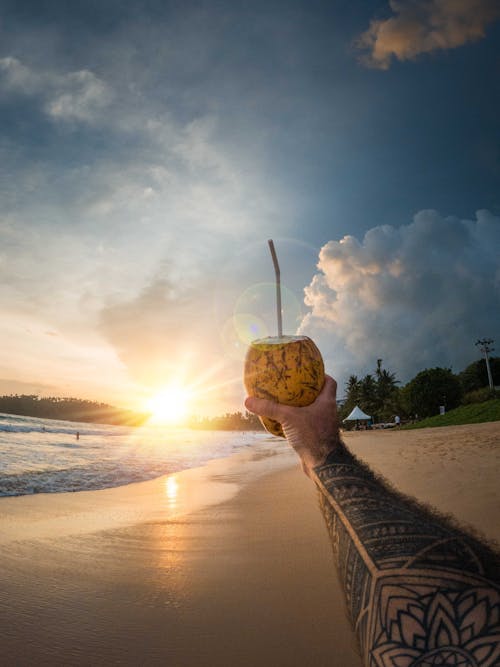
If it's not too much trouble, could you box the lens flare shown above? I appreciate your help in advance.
[234,282,302,336]
[220,314,269,360]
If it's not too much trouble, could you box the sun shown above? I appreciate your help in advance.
[146,384,192,425]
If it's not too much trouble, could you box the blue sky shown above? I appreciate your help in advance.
[1,0,499,414]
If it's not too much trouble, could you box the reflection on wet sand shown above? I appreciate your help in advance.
[2,442,327,665]
[165,474,178,506]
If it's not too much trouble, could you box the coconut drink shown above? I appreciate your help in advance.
[243,241,325,437]
[244,334,324,436]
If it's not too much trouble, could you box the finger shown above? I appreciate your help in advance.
[322,374,338,399]
[244,396,291,422]
[311,374,337,409]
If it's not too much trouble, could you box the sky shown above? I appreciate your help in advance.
[0,0,499,416]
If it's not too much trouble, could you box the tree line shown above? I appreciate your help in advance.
[339,356,500,425]
[0,394,264,430]
[1,356,497,429]
[0,394,148,426]
[188,411,264,431]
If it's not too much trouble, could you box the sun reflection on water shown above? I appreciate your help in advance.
[165,475,179,505]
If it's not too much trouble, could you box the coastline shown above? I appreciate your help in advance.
[1,421,499,665]
[0,436,292,545]
[0,441,361,666]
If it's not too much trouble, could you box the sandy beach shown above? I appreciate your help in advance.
[0,422,499,666]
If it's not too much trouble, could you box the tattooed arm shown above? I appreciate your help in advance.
[245,376,500,667]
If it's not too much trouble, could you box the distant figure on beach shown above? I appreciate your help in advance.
[76,431,80,440]
[246,376,500,667]
[395,414,401,427]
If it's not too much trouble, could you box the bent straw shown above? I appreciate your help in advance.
[268,239,283,338]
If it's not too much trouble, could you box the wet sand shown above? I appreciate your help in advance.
[1,422,499,666]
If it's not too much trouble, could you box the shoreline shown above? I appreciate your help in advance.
[0,441,362,666]
[0,421,499,665]
[0,437,293,545]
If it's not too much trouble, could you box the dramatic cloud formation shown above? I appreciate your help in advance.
[300,209,500,393]
[0,47,289,410]
[357,0,500,69]
[0,3,498,413]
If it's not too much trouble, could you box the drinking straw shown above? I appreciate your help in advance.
[268,239,283,338]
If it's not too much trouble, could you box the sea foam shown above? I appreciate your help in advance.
[0,413,270,497]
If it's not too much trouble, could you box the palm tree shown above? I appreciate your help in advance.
[360,374,377,413]
[375,359,399,421]
[341,362,400,423]
[346,375,360,399]
[339,375,361,421]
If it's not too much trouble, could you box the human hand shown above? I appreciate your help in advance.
[244,375,341,477]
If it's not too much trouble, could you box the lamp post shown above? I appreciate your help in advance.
[475,338,495,390]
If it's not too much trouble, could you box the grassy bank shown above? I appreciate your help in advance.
[403,399,500,429]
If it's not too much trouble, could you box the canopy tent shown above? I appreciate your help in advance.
[343,405,371,421]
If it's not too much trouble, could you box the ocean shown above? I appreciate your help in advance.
[0,412,271,497]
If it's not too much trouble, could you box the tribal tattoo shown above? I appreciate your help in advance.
[313,446,500,667]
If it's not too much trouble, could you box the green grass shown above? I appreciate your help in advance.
[403,399,500,429]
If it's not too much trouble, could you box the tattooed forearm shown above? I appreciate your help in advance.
[313,445,500,667]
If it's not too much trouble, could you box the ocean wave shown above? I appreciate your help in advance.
[0,462,180,497]
[0,413,269,497]
[0,413,128,437]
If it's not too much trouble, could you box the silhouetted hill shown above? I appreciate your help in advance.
[0,394,149,426]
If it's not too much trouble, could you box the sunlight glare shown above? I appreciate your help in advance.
[165,475,179,504]
[146,384,191,424]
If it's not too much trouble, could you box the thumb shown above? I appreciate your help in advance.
[245,396,291,423]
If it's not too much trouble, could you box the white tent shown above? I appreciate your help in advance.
[344,405,371,421]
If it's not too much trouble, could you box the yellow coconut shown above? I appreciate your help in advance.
[244,335,325,437]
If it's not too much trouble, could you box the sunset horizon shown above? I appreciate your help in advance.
[1,1,498,418]
[1,2,499,665]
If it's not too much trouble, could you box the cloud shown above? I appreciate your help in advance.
[0,44,291,411]
[97,271,245,414]
[99,276,212,385]
[0,376,56,396]
[300,209,500,393]
[0,56,40,93]
[356,0,500,69]
[0,56,112,122]
[46,69,112,122]
[0,309,132,404]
